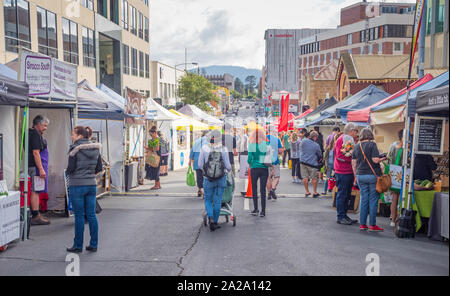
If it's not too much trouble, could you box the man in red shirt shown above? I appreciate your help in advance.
[334,123,359,225]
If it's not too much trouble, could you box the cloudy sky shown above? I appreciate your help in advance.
[150,0,415,70]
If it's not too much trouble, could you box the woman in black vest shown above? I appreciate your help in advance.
[66,126,102,253]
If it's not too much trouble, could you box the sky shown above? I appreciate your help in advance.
[150,0,416,70]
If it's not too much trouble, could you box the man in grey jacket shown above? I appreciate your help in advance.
[300,131,323,198]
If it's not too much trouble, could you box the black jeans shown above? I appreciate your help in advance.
[195,169,204,189]
[291,158,301,178]
[282,149,291,166]
[251,168,269,213]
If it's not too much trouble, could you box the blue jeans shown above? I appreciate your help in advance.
[69,186,98,249]
[335,173,354,220]
[357,175,379,226]
[203,176,226,223]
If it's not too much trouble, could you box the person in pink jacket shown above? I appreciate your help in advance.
[334,123,359,225]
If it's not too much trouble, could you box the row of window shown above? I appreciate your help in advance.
[300,25,412,56]
[122,44,149,78]
[121,0,149,42]
[425,0,446,35]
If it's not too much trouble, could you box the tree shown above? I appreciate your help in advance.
[178,72,219,111]
[234,77,244,94]
[245,75,257,94]
[231,89,243,100]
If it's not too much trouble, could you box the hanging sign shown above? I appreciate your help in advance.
[20,50,77,100]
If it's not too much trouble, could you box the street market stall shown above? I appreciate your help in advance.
[295,97,338,128]
[177,104,223,127]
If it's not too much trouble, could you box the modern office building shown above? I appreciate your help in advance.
[298,1,416,103]
[264,28,330,97]
[1,0,151,97]
[150,61,186,106]
[423,0,448,75]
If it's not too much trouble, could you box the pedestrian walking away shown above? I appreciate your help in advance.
[299,131,323,198]
[189,131,209,198]
[248,128,269,217]
[145,126,162,190]
[352,128,387,232]
[222,123,238,177]
[289,132,302,183]
[28,115,51,226]
[66,126,102,253]
[199,130,231,231]
[158,131,170,177]
[266,128,283,201]
[282,131,291,168]
[334,123,359,225]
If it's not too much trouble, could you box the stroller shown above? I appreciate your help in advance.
[203,172,237,227]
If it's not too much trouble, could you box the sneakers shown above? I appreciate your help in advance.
[390,221,396,227]
[345,216,358,224]
[259,211,265,217]
[271,190,277,201]
[250,209,259,216]
[66,247,82,253]
[369,225,384,232]
[337,219,352,225]
[85,246,97,252]
[31,214,50,226]
[360,224,369,231]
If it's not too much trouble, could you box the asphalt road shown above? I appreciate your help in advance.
[0,167,448,276]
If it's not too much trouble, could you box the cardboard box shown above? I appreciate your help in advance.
[332,187,360,214]
[0,191,21,246]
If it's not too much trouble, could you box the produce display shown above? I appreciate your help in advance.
[414,179,434,190]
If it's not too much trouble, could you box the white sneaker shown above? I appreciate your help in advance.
[390,221,395,227]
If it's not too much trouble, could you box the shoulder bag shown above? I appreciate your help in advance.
[359,142,391,193]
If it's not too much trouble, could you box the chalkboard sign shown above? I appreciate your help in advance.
[415,116,446,155]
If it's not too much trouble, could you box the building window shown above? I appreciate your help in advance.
[144,16,149,42]
[378,43,382,54]
[131,47,138,76]
[82,27,95,67]
[144,0,148,6]
[123,44,130,74]
[130,6,137,35]
[139,51,144,77]
[138,12,143,39]
[4,0,31,52]
[37,7,57,58]
[110,0,119,24]
[81,0,93,10]
[360,30,366,43]
[436,0,445,33]
[393,42,403,53]
[384,25,412,38]
[369,44,373,55]
[62,18,78,64]
[145,53,149,78]
[347,34,352,45]
[97,0,107,17]
[121,0,128,30]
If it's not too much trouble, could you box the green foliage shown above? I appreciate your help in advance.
[178,72,219,111]
[234,77,245,94]
[231,89,243,99]
[245,75,257,94]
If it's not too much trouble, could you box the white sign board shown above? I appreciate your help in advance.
[20,50,77,100]
[0,191,20,246]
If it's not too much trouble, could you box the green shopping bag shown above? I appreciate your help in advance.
[187,166,196,187]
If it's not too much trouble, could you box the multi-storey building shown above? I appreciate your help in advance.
[264,28,329,97]
[298,1,416,103]
[423,0,448,75]
[150,61,186,106]
[1,0,151,97]
[204,74,235,91]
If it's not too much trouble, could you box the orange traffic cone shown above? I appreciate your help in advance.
[246,168,253,198]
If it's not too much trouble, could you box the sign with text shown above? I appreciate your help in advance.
[20,50,77,100]
[415,116,446,155]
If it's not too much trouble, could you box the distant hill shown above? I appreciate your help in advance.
[193,66,262,83]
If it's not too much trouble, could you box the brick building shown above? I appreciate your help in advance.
[302,59,339,109]
[298,1,416,104]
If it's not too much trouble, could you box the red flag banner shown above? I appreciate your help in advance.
[279,94,290,132]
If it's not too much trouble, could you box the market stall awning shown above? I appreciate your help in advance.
[371,105,405,125]
[292,109,313,121]
[77,80,126,120]
[170,109,211,130]
[371,71,448,117]
[0,73,29,106]
[295,97,338,127]
[146,98,180,121]
[98,83,126,109]
[178,104,223,126]
[0,63,18,80]
[346,74,434,123]
[416,84,449,116]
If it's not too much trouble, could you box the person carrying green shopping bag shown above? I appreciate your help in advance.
[187,165,196,187]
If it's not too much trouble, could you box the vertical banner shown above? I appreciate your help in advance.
[279,94,290,132]
[410,0,425,73]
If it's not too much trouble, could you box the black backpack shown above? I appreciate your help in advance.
[203,146,225,181]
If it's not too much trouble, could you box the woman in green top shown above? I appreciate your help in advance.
[248,129,269,217]
[387,130,403,227]
[282,131,291,167]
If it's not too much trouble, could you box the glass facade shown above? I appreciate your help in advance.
[131,47,138,76]
[3,0,31,52]
[62,18,79,64]
[123,44,130,74]
[121,0,128,30]
[37,6,57,58]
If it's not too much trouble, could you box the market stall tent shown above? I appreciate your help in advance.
[304,85,390,127]
[295,97,338,128]
[346,74,434,124]
[415,84,449,116]
[177,104,223,127]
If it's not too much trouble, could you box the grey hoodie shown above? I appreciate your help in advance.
[67,139,103,187]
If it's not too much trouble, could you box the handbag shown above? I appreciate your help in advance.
[146,151,160,168]
[359,142,391,194]
[186,166,196,187]
[328,178,336,191]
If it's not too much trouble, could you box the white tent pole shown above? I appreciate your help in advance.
[407,114,420,210]
[23,106,29,241]
[106,118,111,163]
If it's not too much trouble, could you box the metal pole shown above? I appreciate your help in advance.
[407,114,420,210]
[23,106,29,241]
[175,65,178,104]
[418,0,427,78]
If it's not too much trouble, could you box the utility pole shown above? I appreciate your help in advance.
[418,0,427,78]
